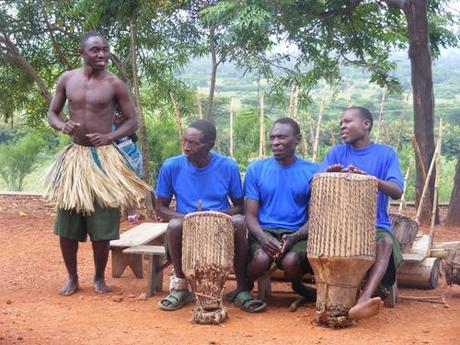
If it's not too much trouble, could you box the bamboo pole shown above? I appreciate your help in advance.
[312,95,326,162]
[292,86,299,120]
[196,92,203,119]
[398,158,413,213]
[170,93,184,143]
[415,119,443,225]
[288,85,295,118]
[259,93,265,158]
[229,98,234,158]
[396,87,411,151]
[429,118,443,239]
[375,85,387,143]
[346,82,353,107]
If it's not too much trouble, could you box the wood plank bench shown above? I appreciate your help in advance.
[110,222,167,279]
[123,245,168,297]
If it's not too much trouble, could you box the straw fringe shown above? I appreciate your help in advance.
[43,144,151,214]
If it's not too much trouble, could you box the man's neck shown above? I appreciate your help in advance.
[351,136,371,149]
[188,153,212,168]
[275,155,296,166]
[83,65,103,79]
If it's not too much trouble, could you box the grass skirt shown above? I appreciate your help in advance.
[43,143,151,214]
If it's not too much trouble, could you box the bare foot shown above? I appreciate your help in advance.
[59,278,79,296]
[94,278,112,294]
[348,297,383,320]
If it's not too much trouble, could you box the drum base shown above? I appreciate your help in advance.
[308,256,374,328]
[192,306,228,325]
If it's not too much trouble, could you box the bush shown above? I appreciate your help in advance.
[0,133,46,191]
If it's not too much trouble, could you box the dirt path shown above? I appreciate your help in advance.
[0,195,459,345]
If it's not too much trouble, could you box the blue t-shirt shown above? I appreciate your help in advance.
[319,143,404,232]
[155,152,243,214]
[244,157,319,231]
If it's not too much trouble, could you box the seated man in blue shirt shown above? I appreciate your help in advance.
[320,106,404,321]
[245,118,319,302]
[155,119,266,312]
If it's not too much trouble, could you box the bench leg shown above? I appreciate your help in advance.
[111,248,143,279]
[257,273,272,301]
[147,255,164,297]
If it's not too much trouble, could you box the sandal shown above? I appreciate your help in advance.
[158,289,193,311]
[234,291,267,313]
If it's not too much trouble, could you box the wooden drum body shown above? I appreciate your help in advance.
[307,173,378,328]
[182,211,234,324]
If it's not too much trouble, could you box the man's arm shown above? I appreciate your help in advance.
[111,79,138,141]
[281,222,309,255]
[155,196,184,222]
[47,74,80,135]
[245,198,281,258]
[222,196,244,216]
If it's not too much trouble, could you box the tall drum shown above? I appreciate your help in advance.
[307,173,378,328]
[182,211,234,324]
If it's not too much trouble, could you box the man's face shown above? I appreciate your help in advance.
[340,109,370,144]
[269,123,300,161]
[182,127,212,159]
[81,36,109,71]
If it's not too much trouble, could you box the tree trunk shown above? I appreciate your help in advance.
[446,156,460,226]
[206,25,218,122]
[1,34,52,104]
[130,22,153,215]
[229,98,234,158]
[404,0,436,225]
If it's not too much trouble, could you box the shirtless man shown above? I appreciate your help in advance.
[46,32,149,295]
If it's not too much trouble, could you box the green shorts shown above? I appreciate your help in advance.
[54,202,120,242]
[249,229,313,273]
[377,228,403,288]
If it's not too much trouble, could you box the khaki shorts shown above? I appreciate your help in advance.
[54,202,120,242]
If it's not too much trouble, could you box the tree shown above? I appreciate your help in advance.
[446,157,460,226]
[0,133,45,191]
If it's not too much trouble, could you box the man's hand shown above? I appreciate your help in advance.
[342,165,367,175]
[61,120,80,135]
[280,233,297,256]
[326,163,344,172]
[85,133,113,146]
[259,233,282,258]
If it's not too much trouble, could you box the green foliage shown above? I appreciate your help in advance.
[0,133,46,191]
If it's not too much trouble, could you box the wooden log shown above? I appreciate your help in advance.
[390,213,419,253]
[375,85,387,143]
[229,98,234,158]
[446,247,460,286]
[398,158,413,213]
[397,257,439,289]
[312,94,326,162]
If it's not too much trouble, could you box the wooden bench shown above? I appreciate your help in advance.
[123,245,168,297]
[110,223,167,279]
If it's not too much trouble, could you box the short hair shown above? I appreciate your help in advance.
[188,119,217,142]
[80,32,105,49]
[272,117,301,136]
[347,106,373,131]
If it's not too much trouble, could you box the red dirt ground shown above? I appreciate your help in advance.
[0,195,459,345]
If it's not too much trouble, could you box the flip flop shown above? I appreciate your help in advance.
[234,291,267,313]
[158,289,193,311]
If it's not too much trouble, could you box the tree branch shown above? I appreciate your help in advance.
[382,0,407,10]
[318,0,364,19]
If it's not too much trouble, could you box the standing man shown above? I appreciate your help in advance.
[155,119,266,312]
[320,106,404,320]
[45,32,150,296]
[245,118,318,302]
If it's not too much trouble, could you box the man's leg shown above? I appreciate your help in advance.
[231,215,250,292]
[348,236,392,320]
[281,252,316,302]
[158,218,192,310]
[59,237,80,296]
[247,249,273,282]
[92,240,112,293]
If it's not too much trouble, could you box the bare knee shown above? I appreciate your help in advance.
[167,218,183,239]
[251,249,272,272]
[232,215,247,238]
[281,253,302,280]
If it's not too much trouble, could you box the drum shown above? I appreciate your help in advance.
[307,173,378,328]
[182,211,234,324]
